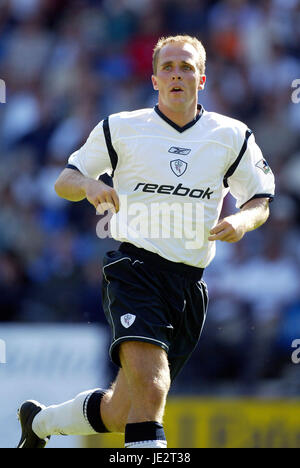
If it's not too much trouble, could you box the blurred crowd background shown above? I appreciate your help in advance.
[0,0,300,396]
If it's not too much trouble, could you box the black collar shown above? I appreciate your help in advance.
[154,104,204,133]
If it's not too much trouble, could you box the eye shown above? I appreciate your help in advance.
[163,65,172,71]
[183,65,192,71]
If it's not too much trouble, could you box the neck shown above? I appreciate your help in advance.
[157,100,199,127]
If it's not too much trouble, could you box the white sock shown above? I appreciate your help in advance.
[32,389,101,439]
[125,440,167,448]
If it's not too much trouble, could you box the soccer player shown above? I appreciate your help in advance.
[17,35,275,449]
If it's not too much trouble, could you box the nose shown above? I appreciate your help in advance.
[172,67,182,80]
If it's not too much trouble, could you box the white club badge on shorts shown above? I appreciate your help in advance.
[121,314,136,328]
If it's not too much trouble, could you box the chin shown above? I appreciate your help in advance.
[168,96,187,106]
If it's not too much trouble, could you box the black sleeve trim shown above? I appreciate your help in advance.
[240,193,274,209]
[66,164,81,172]
[223,129,253,188]
[103,117,118,178]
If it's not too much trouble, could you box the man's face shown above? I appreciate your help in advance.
[152,42,206,112]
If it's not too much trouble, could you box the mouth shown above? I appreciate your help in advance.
[170,86,184,93]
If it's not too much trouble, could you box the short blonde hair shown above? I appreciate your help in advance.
[152,35,206,76]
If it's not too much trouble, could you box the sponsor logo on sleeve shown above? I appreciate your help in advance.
[255,159,271,175]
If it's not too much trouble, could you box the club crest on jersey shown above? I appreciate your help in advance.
[255,159,271,175]
[170,159,188,177]
[121,314,136,328]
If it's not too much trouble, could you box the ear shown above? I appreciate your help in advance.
[151,75,159,91]
[198,75,206,91]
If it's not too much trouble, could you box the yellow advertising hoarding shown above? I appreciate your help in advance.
[84,398,300,448]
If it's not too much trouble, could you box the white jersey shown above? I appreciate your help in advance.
[68,105,275,269]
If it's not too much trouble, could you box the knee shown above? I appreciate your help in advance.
[148,377,170,408]
[129,368,171,405]
[119,341,171,407]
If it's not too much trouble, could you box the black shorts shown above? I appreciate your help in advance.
[102,242,209,382]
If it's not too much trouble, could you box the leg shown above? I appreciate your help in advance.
[119,341,170,448]
[101,341,170,430]
[22,370,130,446]
[100,369,131,433]
[119,341,171,424]
[25,342,169,447]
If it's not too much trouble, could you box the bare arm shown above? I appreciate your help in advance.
[54,168,119,213]
[208,197,270,243]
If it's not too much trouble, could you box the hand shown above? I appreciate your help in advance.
[208,215,246,243]
[83,179,120,214]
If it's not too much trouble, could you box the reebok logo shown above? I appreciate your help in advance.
[134,182,214,199]
[168,146,191,156]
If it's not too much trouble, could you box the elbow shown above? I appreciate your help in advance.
[54,176,64,198]
[264,203,270,223]
[259,200,270,228]
[54,180,59,195]
[261,198,270,221]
